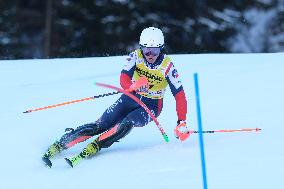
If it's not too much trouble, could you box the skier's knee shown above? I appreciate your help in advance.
[118,118,134,136]
[98,118,134,148]
[76,123,100,136]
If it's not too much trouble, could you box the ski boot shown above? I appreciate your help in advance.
[42,141,63,168]
[65,139,100,168]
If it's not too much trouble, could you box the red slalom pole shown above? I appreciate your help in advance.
[190,128,261,134]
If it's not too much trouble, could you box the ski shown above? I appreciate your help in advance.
[42,156,53,168]
[65,154,83,168]
[42,154,83,168]
[65,139,100,168]
[41,141,63,168]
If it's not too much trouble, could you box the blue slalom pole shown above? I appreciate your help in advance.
[194,73,208,189]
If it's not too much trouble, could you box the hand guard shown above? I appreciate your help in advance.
[127,76,149,93]
[174,120,190,141]
[134,84,149,93]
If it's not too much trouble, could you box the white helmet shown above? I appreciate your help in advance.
[139,27,164,48]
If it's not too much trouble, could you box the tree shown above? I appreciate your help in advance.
[0,0,283,59]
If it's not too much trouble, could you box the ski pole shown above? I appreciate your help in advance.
[23,91,120,113]
[189,128,261,134]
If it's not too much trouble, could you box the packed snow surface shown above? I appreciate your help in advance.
[0,53,283,189]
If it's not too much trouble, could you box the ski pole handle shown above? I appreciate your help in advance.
[23,91,120,113]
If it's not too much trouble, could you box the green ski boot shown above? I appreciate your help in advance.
[42,141,63,168]
[65,140,100,168]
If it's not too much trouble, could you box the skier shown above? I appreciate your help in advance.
[42,27,189,168]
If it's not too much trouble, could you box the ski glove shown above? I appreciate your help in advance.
[127,76,149,93]
[174,120,190,141]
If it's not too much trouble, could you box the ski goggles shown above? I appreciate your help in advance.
[140,46,161,56]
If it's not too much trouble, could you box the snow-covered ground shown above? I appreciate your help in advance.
[0,53,283,189]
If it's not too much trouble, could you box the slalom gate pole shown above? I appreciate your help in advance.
[190,128,261,134]
[194,73,208,189]
[23,91,120,113]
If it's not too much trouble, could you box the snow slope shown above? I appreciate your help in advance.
[0,53,283,189]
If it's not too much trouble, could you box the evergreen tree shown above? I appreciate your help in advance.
[0,0,282,59]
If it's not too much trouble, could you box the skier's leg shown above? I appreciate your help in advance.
[97,118,134,148]
[58,122,105,149]
[58,95,139,150]
[64,103,161,167]
[97,103,161,149]
[63,118,135,167]
[43,94,139,161]
[42,122,102,160]
[42,122,111,167]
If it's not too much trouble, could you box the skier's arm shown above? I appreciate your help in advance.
[166,63,189,141]
[120,52,136,90]
[120,73,132,90]
[174,90,187,121]
[165,63,187,121]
